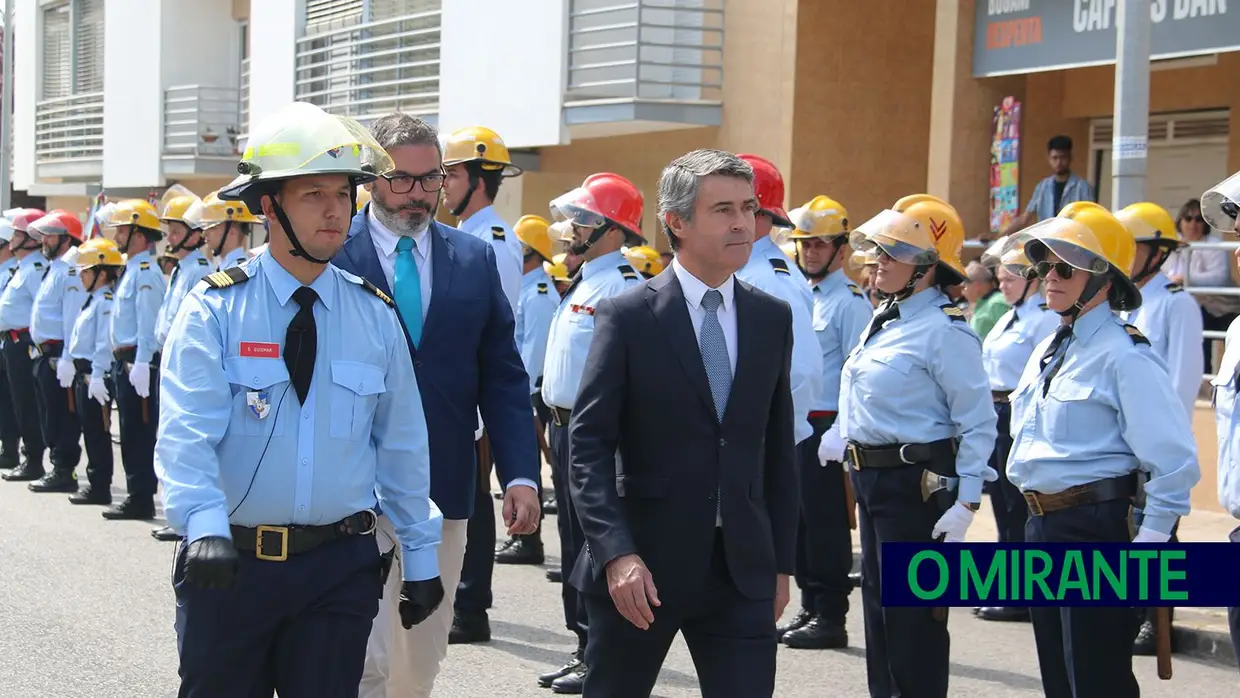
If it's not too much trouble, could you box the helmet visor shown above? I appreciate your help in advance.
[1202,170,1240,232]
[979,235,1015,269]
[1015,217,1111,275]
[28,214,70,239]
[0,220,13,243]
[849,209,938,265]
[999,248,1035,277]
[549,219,579,243]
[550,188,608,230]
[788,205,846,239]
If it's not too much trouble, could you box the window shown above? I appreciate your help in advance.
[73,0,105,93]
[40,0,105,99]
[305,0,363,34]
[41,3,72,99]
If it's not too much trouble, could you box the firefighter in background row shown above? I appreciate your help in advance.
[623,245,664,279]
[66,238,125,507]
[545,253,572,297]
[0,212,20,470]
[200,192,262,272]
[777,195,870,651]
[1007,201,1199,697]
[103,200,167,521]
[25,210,87,493]
[0,208,49,483]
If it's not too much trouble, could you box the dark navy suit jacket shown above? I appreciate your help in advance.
[332,205,539,520]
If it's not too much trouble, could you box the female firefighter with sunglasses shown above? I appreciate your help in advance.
[1005,201,1199,698]
[818,194,998,698]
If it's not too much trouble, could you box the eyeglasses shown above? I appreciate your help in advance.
[1031,261,1075,279]
[1184,215,1205,224]
[381,171,445,194]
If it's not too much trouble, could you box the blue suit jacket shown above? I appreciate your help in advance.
[333,207,539,520]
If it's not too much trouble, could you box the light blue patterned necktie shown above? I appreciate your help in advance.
[699,289,731,422]
[394,236,423,347]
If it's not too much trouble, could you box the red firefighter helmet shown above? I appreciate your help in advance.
[549,172,644,240]
[737,154,791,227]
[10,208,47,233]
[28,210,84,241]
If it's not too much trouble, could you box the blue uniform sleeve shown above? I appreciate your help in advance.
[136,269,167,364]
[154,292,234,542]
[1165,293,1205,419]
[91,301,113,379]
[926,323,999,503]
[787,289,824,443]
[61,275,86,346]
[370,305,443,582]
[520,289,558,395]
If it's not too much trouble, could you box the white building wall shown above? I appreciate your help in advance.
[246,0,300,134]
[13,0,38,190]
[160,0,240,89]
[101,0,162,187]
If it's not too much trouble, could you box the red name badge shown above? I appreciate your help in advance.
[239,341,280,359]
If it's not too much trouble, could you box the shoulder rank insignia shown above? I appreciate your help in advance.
[1124,324,1150,346]
[1166,282,1184,293]
[33,261,44,269]
[847,283,864,298]
[203,266,250,290]
[67,268,77,277]
[197,257,211,266]
[491,226,506,241]
[103,291,114,301]
[618,264,639,281]
[139,261,151,270]
[362,278,395,307]
[940,303,966,321]
[768,257,791,275]
[537,281,549,295]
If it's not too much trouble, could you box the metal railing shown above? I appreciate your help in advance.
[163,85,244,158]
[239,58,251,143]
[294,8,441,122]
[566,0,724,104]
[35,92,104,164]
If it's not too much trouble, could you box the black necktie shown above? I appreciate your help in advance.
[1039,324,1073,397]
[285,287,319,405]
[1002,309,1019,333]
[864,299,900,344]
[81,294,94,310]
[169,264,181,288]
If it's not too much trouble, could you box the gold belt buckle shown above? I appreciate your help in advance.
[847,443,862,470]
[255,525,290,561]
[1023,492,1044,517]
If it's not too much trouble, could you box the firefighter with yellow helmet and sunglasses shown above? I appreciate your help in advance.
[818,194,998,698]
[192,192,264,272]
[1005,201,1199,697]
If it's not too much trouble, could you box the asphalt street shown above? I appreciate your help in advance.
[1,456,1237,697]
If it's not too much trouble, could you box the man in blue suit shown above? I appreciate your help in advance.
[334,113,541,698]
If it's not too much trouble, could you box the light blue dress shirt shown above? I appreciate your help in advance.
[517,268,560,395]
[541,249,642,410]
[737,243,823,444]
[1007,304,1200,535]
[1212,316,1240,518]
[154,252,442,581]
[839,287,998,503]
[1122,272,1205,420]
[0,252,48,331]
[753,235,814,313]
[459,205,522,312]
[68,287,115,378]
[30,257,86,345]
[217,247,249,272]
[982,292,1059,392]
[110,250,166,364]
[0,258,17,292]
[811,268,872,413]
[156,250,214,350]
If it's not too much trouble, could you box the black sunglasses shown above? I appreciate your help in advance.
[381,171,446,194]
[1184,215,1205,223]
[1032,261,1075,279]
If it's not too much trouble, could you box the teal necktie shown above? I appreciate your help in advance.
[394,236,423,346]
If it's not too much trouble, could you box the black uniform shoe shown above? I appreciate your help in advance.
[550,662,587,694]
[974,607,1031,622]
[28,470,78,493]
[496,537,545,565]
[538,650,583,688]
[448,610,491,644]
[848,571,862,588]
[2,461,45,482]
[542,491,558,516]
[102,496,156,520]
[151,525,180,542]
[782,617,849,649]
[69,485,112,505]
[777,609,812,640]
[545,566,563,584]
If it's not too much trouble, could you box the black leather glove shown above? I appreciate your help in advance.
[183,536,240,590]
[399,577,445,629]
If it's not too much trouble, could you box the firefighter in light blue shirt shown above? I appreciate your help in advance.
[0,213,24,469]
[153,192,212,352]
[0,208,49,482]
[737,153,814,314]
[1006,202,1199,697]
[820,194,997,698]
[539,174,645,687]
[200,191,262,273]
[156,101,444,697]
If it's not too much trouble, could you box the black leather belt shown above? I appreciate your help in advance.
[113,347,160,367]
[73,359,92,374]
[231,510,377,562]
[847,438,957,470]
[1023,474,1138,517]
[39,341,63,358]
[551,406,572,427]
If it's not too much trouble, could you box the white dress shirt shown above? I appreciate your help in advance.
[672,259,738,376]
[367,207,433,321]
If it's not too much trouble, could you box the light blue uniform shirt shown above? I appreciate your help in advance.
[517,268,560,395]
[0,258,17,292]
[810,268,871,413]
[459,205,522,312]
[753,235,814,314]
[110,250,166,364]
[1211,316,1240,518]
[981,292,1059,392]
[839,287,998,503]
[217,247,249,272]
[541,249,642,410]
[1007,304,1199,535]
[155,253,442,581]
[1122,272,1204,420]
[0,252,48,331]
[737,243,823,444]
[68,287,115,378]
[155,251,214,350]
[31,257,86,345]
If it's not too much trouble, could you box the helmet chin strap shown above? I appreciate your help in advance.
[14,233,41,253]
[169,230,204,254]
[266,194,333,266]
[1131,246,1169,286]
[570,223,612,256]
[451,165,480,218]
[1013,278,1033,308]
[1056,273,1109,320]
[891,264,931,303]
[211,221,234,259]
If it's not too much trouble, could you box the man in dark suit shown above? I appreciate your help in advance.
[331,113,541,698]
[568,149,799,697]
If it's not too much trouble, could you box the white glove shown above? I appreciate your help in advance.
[129,361,151,398]
[931,502,976,543]
[1132,527,1171,543]
[817,424,847,467]
[56,358,75,388]
[88,376,110,406]
[474,409,484,441]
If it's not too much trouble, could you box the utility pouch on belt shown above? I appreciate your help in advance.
[921,469,958,516]
[378,548,396,597]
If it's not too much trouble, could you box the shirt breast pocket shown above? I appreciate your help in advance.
[330,360,387,441]
[862,349,914,390]
[223,357,289,437]
[1045,378,1094,440]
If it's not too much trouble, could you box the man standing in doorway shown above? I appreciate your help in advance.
[1003,135,1094,233]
